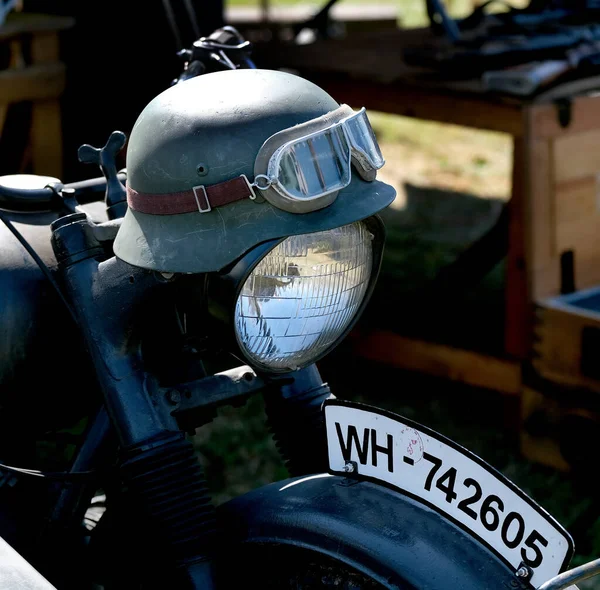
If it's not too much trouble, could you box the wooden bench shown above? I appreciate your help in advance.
[0,12,74,177]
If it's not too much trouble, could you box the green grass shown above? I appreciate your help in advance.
[227,0,530,27]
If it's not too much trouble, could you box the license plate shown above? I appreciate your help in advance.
[324,400,574,588]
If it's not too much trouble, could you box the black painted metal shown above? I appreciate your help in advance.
[51,214,218,587]
[46,407,115,530]
[264,364,333,476]
[173,25,255,84]
[165,365,267,431]
[51,216,172,445]
[77,131,128,220]
[120,432,217,572]
[218,475,529,590]
[0,211,98,434]
[35,407,116,589]
[0,173,126,212]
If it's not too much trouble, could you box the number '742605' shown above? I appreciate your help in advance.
[324,400,574,589]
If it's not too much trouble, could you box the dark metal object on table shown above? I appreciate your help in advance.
[425,0,461,42]
[173,26,254,84]
[410,0,600,87]
[291,0,344,41]
[483,39,600,96]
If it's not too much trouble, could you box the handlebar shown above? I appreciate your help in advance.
[0,172,127,212]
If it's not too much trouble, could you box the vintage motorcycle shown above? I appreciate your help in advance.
[0,24,598,590]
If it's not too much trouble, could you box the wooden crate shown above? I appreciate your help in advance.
[525,286,600,470]
[533,285,600,392]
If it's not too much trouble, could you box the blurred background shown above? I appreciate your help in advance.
[3,0,600,587]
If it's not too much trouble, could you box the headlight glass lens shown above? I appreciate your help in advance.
[234,221,373,371]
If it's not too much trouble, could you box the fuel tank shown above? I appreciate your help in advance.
[0,195,100,435]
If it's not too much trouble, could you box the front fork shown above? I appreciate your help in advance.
[51,213,334,588]
[264,364,334,476]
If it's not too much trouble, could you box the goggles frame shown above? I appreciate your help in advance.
[252,104,384,214]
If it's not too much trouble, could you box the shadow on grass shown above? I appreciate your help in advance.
[370,182,506,354]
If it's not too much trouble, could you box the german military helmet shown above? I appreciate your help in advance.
[113,68,396,274]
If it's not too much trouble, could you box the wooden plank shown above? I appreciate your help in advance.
[0,104,7,138]
[9,39,24,68]
[554,177,600,255]
[31,32,60,64]
[303,74,524,136]
[533,295,600,392]
[531,96,600,140]
[30,100,62,177]
[527,136,561,301]
[0,63,66,102]
[533,305,591,384]
[252,27,525,134]
[0,13,74,42]
[554,129,600,184]
[350,329,522,394]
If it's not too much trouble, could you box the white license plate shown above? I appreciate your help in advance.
[324,400,574,588]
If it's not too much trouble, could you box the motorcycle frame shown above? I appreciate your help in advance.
[38,209,539,589]
[2,22,597,590]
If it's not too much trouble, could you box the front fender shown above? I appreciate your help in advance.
[218,473,529,590]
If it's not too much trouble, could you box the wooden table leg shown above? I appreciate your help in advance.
[29,31,63,178]
[505,108,559,360]
[0,104,7,136]
[30,99,62,178]
[505,135,531,360]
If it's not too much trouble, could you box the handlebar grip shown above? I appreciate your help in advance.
[0,183,55,210]
[0,172,127,211]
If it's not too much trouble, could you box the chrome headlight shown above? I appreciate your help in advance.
[234,221,374,371]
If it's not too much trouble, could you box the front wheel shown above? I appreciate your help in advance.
[218,544,393,589]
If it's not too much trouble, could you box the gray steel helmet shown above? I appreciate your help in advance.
[113,68,396,273]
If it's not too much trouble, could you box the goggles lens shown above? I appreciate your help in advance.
[277,127,351,200]
[346,109,385,170]
[269,108,383,202]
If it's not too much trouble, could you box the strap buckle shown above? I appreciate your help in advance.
[193,185,211,213]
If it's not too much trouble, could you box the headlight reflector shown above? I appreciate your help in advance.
[234,221,373,371]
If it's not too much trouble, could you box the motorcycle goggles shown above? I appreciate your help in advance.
[252,104,385,214]
[126,105,385,216]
